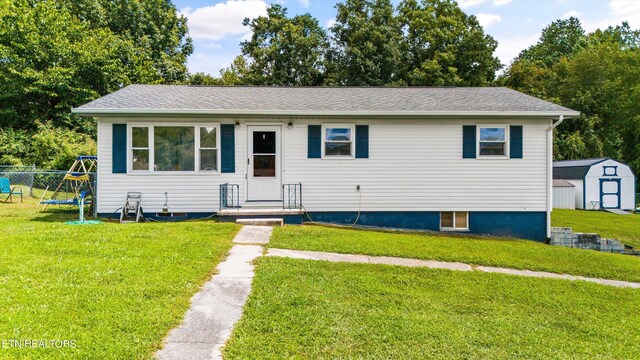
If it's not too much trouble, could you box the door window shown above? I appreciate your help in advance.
[253,131,276,177]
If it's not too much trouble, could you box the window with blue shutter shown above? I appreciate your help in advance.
[308,125,321,158]
[220,124,235,173]
[462,125,476,159]
[112,124,127,173]
[355,125,369,159]
[510,125,523,159]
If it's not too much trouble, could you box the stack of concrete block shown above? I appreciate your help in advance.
[550,227,625,253]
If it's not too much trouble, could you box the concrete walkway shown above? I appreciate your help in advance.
[156,226,272,360]
[267,248,640,289]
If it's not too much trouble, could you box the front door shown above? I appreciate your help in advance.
[600,179,620,209]
[247,126,281,201]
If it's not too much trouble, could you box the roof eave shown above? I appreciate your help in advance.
[71,108,581,118]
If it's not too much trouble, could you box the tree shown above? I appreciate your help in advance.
[239,4,330,86]
[0,0,191,168]
[397,0,501,86]
[58,0,193,83]
[515,17,586,67]
[501,17,640,175]
[329,0,403,85]
[185,73,224,86]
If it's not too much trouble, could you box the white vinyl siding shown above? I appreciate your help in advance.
[98,119,242,213]
[97,117,550,214]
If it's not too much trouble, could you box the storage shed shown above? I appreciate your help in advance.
[553,158,636,210]
[552,180,575,209]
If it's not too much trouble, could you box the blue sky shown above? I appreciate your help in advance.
[172,0,640,76]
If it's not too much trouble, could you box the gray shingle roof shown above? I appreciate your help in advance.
[73,85,580,117]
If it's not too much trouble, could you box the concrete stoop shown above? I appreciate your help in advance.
[235,218,283,227]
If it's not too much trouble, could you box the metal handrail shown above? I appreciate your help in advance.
[219,183,240,210]
[282,183,302,210]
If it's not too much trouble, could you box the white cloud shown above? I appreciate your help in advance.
[457,0,487,9]
[494,32,540,67]
[298,0,310,7]
[475,13,501,29]
[325,18,336,29]
[493,0,511,6]
[582,0,640,32]
[562,10,582,20]
[180,0,268,41]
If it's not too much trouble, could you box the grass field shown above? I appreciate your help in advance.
[269,224,640,282]
[552,209,640,248]
[224,257,640,359]
[0,199,240,359]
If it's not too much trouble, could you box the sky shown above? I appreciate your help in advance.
[172,0,640,76]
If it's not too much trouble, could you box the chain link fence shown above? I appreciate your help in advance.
[0,167,96,217]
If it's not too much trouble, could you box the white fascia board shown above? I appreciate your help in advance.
[72,108,581,118]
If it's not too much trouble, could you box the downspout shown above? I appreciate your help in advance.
[546,115,564,239]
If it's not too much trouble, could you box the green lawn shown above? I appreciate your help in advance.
[0,200,240,359]
[269,224,640,282]
[224,257,640,359]
[552,209,640,248]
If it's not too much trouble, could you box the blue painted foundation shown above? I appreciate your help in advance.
[306,211,547,241]
[98,210,546,241]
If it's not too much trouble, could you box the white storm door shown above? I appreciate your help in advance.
[247,126,281,201]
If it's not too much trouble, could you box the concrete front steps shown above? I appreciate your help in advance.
[218,202,304,225]
[236,218,284,226]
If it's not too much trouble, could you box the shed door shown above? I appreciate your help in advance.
[600,179,620,209]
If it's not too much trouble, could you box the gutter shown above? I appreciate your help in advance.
[546,115,564,239]
[71,108,581,118]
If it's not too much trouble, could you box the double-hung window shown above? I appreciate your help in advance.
[198,127,218,171]
[323,125,354,157]
[131,126,150,171]
[478,126,508,157]
[129,124,219,173]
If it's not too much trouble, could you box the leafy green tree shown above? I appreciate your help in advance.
[58,0,193,83]
[329,0,403,85]
[185,73,224,86]
[516,17,586,67]
[502,17,640,174]
[239,4,330,86]
[0,0,136,133]
[0,0,191,140]
[397,0,501,86]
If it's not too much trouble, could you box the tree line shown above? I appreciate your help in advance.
[0,0,638,176]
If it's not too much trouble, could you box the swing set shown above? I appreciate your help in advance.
[38,156,97,210]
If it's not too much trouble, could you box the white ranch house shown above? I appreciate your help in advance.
[72,85,580,241]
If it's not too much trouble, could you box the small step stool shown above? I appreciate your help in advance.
[236,218,284,226]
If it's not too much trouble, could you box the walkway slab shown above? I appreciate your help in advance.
[157,233,267,360]
[267,248,640,289]
[232,225,273,245]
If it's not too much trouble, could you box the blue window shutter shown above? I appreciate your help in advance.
[112,124,127,173]
[462,125,476,159]
[308,125,321,158]
[355,125,369,158]
[221,124,235,173]
[510,125,523,159]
